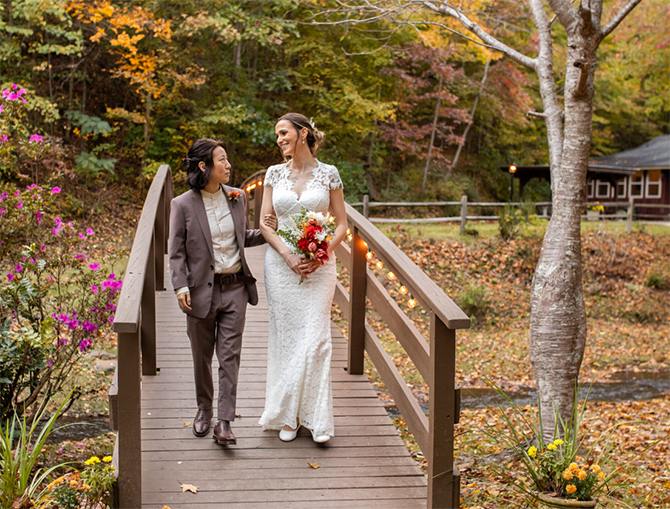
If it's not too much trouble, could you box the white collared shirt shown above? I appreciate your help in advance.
[175,187,241,296]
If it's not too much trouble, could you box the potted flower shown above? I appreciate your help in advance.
[481,383,628,508]
[585,203,604,221]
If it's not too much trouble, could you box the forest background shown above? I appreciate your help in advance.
[0,0,667,210]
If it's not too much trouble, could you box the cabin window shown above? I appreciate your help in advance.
[617,178,627,198]
[595,180,611,199]
[629,172,643,198]
[646,170,662,199]
[587,180,594,198]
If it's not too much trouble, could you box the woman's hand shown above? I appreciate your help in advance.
[177,291,192,312]
[263,214,278,231]
[283,253,305,275]
[298,258,321,277]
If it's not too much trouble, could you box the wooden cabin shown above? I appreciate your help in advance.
[501,135,670,220]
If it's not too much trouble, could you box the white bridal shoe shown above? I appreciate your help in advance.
[311,430,331,444]
[279,424,299,442]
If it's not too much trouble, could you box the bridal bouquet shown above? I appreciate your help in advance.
[276,207,335,278]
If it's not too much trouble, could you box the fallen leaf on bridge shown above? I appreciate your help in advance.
[180,483,199,493]
[308,462,320,469]
[183,422,191,427]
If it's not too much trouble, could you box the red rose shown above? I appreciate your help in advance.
[297,238,310,251]
[314,248,329,264]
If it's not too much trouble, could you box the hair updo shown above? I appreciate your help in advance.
[183,138,226,190]
[278,112,325,156]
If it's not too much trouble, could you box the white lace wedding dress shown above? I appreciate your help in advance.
[258,160,342,438]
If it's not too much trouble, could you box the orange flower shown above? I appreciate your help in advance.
[589,464,602,473]
[566,485,577,494]
[562,470,574,481]
[569,462,579,471]
[578,470,588,481]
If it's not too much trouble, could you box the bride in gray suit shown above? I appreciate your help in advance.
[168,138,276,446]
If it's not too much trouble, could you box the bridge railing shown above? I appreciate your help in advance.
[108,165,173,508]
[243,171,470,509]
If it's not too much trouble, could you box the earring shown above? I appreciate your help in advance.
[302,138,305,144]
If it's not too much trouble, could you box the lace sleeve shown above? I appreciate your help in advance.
[264,165,279,188]
[327,165,343,190]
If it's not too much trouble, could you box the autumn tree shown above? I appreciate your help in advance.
[307,0,646,439]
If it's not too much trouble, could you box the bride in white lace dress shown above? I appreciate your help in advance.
[258,113,348,443]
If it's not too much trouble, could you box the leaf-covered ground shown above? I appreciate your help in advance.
[333,221,670,508]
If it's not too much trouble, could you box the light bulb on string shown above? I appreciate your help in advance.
[387,271,396,280]
[366,251,374,261]
[408,295,417,308]
[399,285,408,295]
[375,260,384,270]
[347,234,353,242]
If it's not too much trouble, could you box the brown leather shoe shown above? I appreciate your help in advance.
[213,420,236,446]
[193,409,213,437]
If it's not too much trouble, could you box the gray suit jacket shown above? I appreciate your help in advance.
[168,184,265,318]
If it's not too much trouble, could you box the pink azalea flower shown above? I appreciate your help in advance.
[11,84,17,90]
[14,264,22,272]
[91,285,99,294]
[79,233,86,239]
[16,201,23,209]
[0,104,3,114]
[86,228,94,235]
[40,244,46,252]
[75,254,86,261]
[51,187,61,195]
[88,263,100,271]
[29,134,43,143]
[0,192,6,200]
[7,273,14,281]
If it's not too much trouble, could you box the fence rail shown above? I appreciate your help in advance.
[243,172,470,508]
[108,165,173,508]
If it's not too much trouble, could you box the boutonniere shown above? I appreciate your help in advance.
[227,190,241,208]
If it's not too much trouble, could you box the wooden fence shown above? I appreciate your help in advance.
[242,172,471,508]
[348,195,669,233]
[108,165,173,508]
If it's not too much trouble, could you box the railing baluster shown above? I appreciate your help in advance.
[141,231,157,376]
[348,227,367,374]
[459,195,467,235]
[116,330,142,509]
[428,314,460,509]
[155,184,166,291]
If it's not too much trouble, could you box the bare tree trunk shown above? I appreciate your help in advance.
[445,58,490,181]
[421,75,443,194]
[143,90,151,170]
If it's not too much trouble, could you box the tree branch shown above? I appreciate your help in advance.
[546,0,579,34]
[599,0,644,42]
[423,2,537,70]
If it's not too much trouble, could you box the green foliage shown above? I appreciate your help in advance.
[645,269,668,290]
[498,204,520,239]
[74,152,117,179]
[0,394,72,509]
[456,283,489,324]
[66,111,112,137]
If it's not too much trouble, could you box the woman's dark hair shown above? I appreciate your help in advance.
[183,138,226,190]
[278,113,325,156]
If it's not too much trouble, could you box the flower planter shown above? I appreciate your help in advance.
[536,493,598,508]
[586,209,600,221]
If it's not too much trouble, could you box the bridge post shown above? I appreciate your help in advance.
[427,314,460,509]
[141,231,157,376]
[363,194,369,218]
[116,331,142,509]
[253,185,263,229]
[348,227,367,375]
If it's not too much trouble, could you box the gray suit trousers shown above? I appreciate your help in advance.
[186,280,248,422]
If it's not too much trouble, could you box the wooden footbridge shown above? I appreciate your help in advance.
[109,167,470,508]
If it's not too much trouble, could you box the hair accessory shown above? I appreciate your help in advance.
[309,117,315,129]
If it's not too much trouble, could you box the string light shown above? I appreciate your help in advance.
[375,260,384,270]
[387,271,396,280]
[408,295,417,308]
[246,183,256,192]
[366,251,374,261]
[257,180,263,186]
[399,285,408,295]
[328,215,335,223]
[347,234,353,242]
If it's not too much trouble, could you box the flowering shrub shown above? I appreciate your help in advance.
[0,83,50,180]
[0,182,122,420]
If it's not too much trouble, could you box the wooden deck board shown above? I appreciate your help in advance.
[140,248,426,508]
